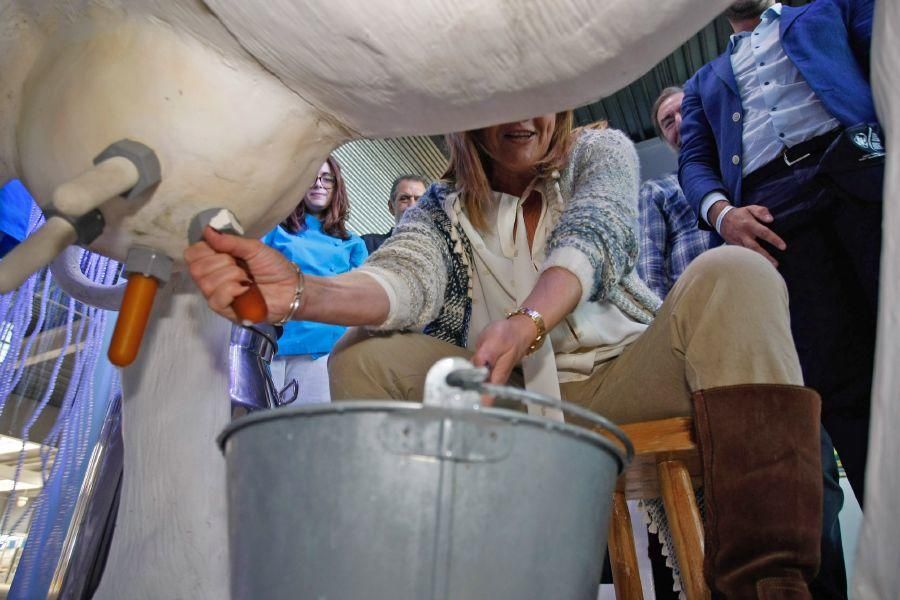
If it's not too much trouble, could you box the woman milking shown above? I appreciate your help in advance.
[185,111,823,598]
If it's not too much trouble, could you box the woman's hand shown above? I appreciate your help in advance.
[184,227,298,324]
[472,314,539,385]
[472,267,581,387]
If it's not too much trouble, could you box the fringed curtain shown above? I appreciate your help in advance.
[0,183,121,599]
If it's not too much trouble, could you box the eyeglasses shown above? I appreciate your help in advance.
[313,173,337,189]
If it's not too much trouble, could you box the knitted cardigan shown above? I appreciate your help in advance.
[360,127,662,347]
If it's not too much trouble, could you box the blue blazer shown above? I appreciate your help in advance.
[678,0,877,215]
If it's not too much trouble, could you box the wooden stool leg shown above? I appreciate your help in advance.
[657,459,709,600]
[607,491,644,599]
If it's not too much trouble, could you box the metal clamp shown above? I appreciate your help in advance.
[278,379,299,407]
[379,413,513,463]
[42,208,106,245]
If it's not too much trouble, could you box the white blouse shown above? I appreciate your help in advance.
[450,187,646,385]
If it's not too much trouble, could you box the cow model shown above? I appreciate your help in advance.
[0,1,896,597]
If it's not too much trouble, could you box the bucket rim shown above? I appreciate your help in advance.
[218,401,629,472]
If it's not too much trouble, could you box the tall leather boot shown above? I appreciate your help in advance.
[692,384,823,599]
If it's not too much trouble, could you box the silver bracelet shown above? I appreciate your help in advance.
[274,262,305,326]
[714,204,735,236]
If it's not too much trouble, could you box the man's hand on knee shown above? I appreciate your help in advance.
[719,205,787,268]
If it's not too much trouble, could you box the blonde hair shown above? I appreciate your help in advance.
[573,119,608,134]
[442,111,575,231]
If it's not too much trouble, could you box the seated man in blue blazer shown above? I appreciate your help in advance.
[679,0,881,597]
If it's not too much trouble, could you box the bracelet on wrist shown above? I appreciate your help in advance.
[714,204,735,236]
[273,262,305,326]
[505,306,547,356]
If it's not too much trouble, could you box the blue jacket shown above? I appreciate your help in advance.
[678,0,876,213]
[0,180,34,258]
[263,215,368,357]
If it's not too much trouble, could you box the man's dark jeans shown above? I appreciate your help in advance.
[741,156,882,598]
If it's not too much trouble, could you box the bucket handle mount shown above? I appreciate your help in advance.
[445,367,635,467]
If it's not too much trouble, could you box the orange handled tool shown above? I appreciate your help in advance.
[108,246,173,367]
[188,208,268,327]
[231,257,268,325]
[108,273,158,366]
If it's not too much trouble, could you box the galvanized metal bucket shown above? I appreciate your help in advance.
[219,359,632,600]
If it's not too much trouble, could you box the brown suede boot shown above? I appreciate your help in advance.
[692,384,823,599]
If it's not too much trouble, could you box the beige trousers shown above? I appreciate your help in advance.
[329,246,803,425]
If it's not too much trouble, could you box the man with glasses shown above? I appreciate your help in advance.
[362,174,429,253]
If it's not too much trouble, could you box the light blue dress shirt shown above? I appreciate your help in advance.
[731,3,839,175]
[262,215,368,357]
[701,3,841,222]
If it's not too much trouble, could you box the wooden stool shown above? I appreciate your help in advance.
[602,417,709,600]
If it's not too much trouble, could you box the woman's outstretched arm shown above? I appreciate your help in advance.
[185,227,389,326]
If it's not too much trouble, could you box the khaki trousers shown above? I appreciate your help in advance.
[329,246,803,425]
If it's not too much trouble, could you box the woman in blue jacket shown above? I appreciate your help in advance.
[263,155,367,404]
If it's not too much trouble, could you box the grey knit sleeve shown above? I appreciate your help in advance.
[542,128,641,303]
[355,201,450,331]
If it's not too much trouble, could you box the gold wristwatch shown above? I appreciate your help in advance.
[506,307,546,356]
